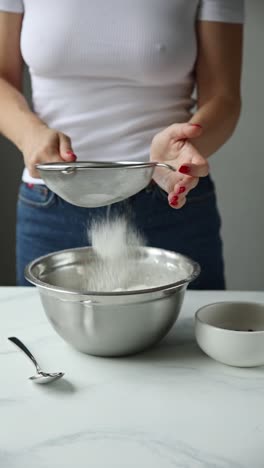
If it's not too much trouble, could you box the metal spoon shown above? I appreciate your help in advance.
[8,336,64,384]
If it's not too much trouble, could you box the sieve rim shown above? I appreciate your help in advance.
[36,161,157,171]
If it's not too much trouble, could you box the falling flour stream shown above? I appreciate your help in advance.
[86,216,189,292]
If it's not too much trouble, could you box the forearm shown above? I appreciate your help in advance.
[189,95,241,158]
[0,77,46,151]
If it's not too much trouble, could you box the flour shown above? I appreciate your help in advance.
[89,216,142,259]
[87,217,147,292]
[86,216,189,292]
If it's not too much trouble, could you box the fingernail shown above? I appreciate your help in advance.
[190,123,203,129]
[169,195,178,206]
[179,165,190,174]
[66,150,77,159]
[177,186,186,194]
[66,152,77,160]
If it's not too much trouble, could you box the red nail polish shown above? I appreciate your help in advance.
[179,165,190,174]
[190,123,202,129]
[66,151,77,159]
[169,195,178,206]
[66,151,77,160]
[177,186,186,194]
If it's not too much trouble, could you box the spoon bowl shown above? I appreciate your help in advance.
[29,372,64,384]
[8,337,64,384]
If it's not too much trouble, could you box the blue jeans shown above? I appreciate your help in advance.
[16,175,225,289]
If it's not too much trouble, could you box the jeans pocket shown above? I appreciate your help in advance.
[18,183,56,208]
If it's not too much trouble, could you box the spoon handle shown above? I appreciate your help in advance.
[8,337,42,373]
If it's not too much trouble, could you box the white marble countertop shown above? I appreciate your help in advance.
[1,288,264,468]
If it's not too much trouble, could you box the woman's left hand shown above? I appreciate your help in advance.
[150,122,209,208]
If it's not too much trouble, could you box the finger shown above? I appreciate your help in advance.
[178,161,209,178]
[151,122,203,160]
[59,133,77,161]
[173,176,199,196]
[166,122,203,142]
[27,152,63,178]
[176,141,209,178]
[153,166,198,195]
[168,193,187,210]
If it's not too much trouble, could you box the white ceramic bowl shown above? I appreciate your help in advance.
[195,302,264,367]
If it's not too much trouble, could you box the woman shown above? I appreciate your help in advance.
[0,0,244,288]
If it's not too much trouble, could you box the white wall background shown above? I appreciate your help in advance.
[0,0,263,288]
[210,0,264,290]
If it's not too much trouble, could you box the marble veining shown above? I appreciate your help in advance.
[0,430,253,468]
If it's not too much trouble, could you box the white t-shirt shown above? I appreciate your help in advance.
[0,0,244,183]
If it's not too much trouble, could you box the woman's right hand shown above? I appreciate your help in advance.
[21,123,77,179]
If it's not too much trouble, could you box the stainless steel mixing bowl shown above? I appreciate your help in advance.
[25,247,200,357]
[36,161,176,207]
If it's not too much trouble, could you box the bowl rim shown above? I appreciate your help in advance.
[195,301,264,335]
[25,246,200,297]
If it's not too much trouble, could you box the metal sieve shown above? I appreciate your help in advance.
[36,161,176,207]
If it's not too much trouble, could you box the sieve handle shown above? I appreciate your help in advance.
[154,163,176,172]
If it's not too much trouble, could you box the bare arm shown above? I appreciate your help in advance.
[189,21,243,157]
[0,11,41,149]
[0,11,75,177]
[151,21,243,208]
